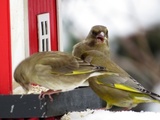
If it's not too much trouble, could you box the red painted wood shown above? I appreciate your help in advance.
[28,0,58,55]
[0,0,12,94]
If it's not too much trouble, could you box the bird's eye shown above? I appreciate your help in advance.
[92,31,97,36]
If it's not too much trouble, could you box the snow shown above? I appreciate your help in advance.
[61,109,160,120]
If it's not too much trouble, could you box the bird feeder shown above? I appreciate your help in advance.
[0,0,105,119]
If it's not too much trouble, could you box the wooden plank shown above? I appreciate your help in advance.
[46,87,106,117]
[0,87,105,118]
[0,94,46,118]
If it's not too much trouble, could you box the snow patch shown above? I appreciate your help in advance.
[61,109,160,120]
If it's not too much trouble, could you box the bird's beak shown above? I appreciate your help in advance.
[96,32,105,43]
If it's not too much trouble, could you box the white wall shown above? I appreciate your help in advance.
[57,0,63,51]
[10,0,29,92]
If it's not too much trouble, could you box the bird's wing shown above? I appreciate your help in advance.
[96,74,160,99]
[35,51,105,75]
[96,74,146,93]
[33,51,79,74]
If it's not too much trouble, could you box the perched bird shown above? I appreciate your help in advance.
[72,25,110,86]
[14,51,108,101]
[72,25,110,58]
[81,50,160,110]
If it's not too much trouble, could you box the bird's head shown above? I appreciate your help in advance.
[14,61,30,92]
[85,25,109,47]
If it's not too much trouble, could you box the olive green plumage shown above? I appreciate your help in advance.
[14,51,107,93]
[72,25,110,87]
[72,25,160,110]
[81,50,160,109]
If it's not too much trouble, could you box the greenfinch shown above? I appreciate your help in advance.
[80,50,160,110]
[72,25,110,87]
[14,51,108,100]
[72,25,110,58]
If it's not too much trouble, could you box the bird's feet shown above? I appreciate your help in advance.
[39,89,62,101]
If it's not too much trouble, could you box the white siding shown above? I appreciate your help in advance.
[10,0,29,93]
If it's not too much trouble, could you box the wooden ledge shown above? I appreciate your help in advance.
[0,87,105,118]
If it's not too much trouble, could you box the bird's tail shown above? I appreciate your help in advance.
[143,89,160,103]
[150,92,160,103]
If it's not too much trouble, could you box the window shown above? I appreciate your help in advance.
[37,13,51,52]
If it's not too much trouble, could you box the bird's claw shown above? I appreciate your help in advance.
[39,90,61,101]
